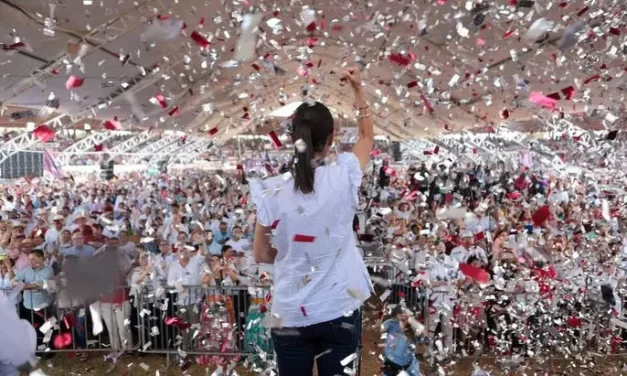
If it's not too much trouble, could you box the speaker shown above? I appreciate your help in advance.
[100,160,114,180]
[157,160,167,174]
[391,141,402,162]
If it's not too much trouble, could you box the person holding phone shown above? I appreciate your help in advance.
[250,67,374,376]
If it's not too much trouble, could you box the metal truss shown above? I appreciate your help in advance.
[146,138,203,169]
[400,140,457,162]
[127,135,180,164]
[106,130,154,160]
[167,139,214,165]
[0,113,81,165]
[56,132,117,165]
[3,0,167,103]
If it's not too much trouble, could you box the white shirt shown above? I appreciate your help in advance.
[167,254,207,305]
[428,255,462,307]
[154,253,177,276]
[0,293,37,376]
[249,152,372,327]
[118,241,136,261]
[45,227,62,252]
[225,238,252,253]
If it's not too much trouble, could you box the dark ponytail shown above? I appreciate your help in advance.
[290,102,334,194]
[293,121,315,194]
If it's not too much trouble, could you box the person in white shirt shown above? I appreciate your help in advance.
[44,215,65,254]
[428,244,463,357]
[0,291,37,376]
[166,248,209,349]
[117,232,137,262]
[225,225,251,254]
[450,231,488,265]
[250,67,373,376]
[154,239,177,277]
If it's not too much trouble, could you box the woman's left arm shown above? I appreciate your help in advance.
[253,222,277,264]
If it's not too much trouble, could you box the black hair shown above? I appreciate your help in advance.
[290,101,334,194]
[31,249,45,259]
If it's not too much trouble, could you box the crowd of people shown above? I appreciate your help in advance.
[0,170,273,371]
[0,144,626,375]
[372,158,627,375]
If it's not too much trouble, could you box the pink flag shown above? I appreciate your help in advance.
[43,150,66,179]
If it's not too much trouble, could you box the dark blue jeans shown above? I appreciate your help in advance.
[271,310,361,376]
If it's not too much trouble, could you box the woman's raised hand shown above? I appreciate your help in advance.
[342,66,362,91]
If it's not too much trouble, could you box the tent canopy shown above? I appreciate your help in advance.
[0,0,624,142]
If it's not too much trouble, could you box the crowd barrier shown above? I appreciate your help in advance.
[1,285,275,368]
[2,265,625,369]
[370,261,623,358]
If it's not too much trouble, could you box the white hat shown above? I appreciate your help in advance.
[53,215,65,222]
[462,231,473,238]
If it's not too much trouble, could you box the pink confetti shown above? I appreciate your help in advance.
[529,92,557,109]
[65,75,84,90]
[152,94,168,108]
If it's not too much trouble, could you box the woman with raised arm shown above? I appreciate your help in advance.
[249,67,375,376]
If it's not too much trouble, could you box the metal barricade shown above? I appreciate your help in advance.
[135,285,274,366]
[2,284,275,365]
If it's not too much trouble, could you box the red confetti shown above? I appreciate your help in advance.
[389,52,412,66]
[208,127,218,136]
[271,220,280,229]
[577,6,589,17]
[503,30,515,38]
[168,106,180,117]
[407,80,418,88]
[584,75,601,84]
[306,22,317,32]
[561,85,575,100]
[420,94,434,114]
[293,234,315,243]
[33,125,55,142]
[65,75,84,90]
[190,30,210,48]
[300,306,308,316]
[268,130,282,149]
[103,118,122,130]
[532,205,551,226]
[459,263,490,284]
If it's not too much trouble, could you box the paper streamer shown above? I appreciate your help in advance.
[89,303,104,336]
[234,14,263,61]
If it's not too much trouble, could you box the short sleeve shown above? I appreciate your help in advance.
[248,179,274,227]
[382,319,392,333]
[336,153,363,206]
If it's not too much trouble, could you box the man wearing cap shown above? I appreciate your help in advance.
[45,215,65,254]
